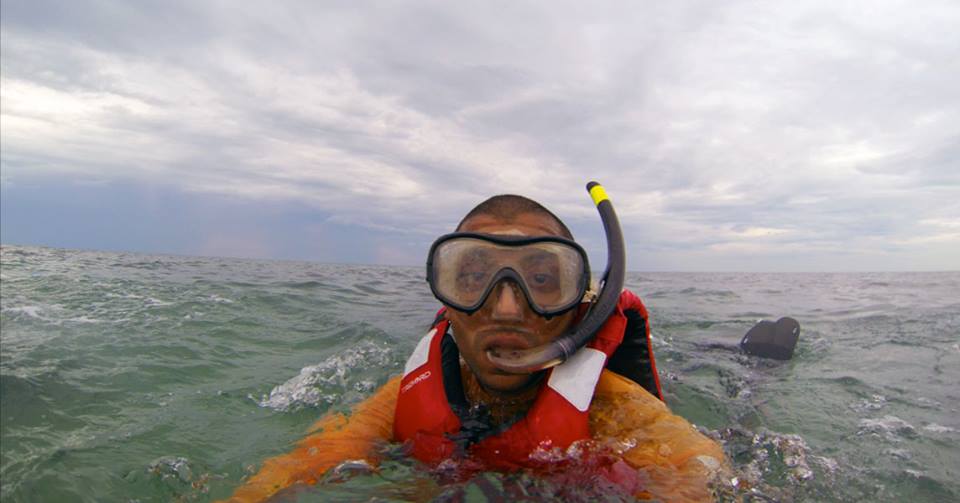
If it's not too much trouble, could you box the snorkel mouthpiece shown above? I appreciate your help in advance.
[486,181,626,373]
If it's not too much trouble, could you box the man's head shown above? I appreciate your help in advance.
[438,195,581,394]
[455,195,574,239]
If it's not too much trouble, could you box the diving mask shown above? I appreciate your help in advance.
[426,232,590,317]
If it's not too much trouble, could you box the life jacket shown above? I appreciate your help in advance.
[393,289,662,469]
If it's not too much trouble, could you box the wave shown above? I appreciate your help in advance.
[257,340,396,412]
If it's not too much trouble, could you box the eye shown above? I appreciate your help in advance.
[532,273,550,285]
[527,271,558,290]
[457,270,488,291]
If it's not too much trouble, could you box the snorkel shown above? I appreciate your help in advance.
[486,181,626,373]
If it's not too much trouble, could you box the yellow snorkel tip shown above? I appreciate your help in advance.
[587,181,609,206]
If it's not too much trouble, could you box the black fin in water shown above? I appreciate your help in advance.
[739,317,800,360]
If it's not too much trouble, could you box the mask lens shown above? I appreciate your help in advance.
[430,237,586,313]
[432,238,499,308]
[518,243,584,311]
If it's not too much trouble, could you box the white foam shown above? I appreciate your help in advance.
[922,423,956,434]
[707,427,816,488]
[207,294,234,304]
[905,468,926,479]
[4,305,44,318]
[884,447,911,460]
[147,456,194,483]
[106,292,145,300]
[916,397,942,409]
[850,394,887,412]
[258,341,393,411]
[857,415,916,440]
[65,316,102,324]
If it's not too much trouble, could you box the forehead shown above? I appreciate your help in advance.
[459,212,567,237]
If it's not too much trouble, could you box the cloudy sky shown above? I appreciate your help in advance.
[2,1,958,271]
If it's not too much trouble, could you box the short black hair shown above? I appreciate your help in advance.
[456,194,574,239]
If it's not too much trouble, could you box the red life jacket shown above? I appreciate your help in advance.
[393,289,661,469]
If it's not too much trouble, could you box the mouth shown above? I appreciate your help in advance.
[479,329,535,363]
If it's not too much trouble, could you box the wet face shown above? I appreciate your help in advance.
[443,212,578,394]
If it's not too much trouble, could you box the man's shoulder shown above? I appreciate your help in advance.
[590,369,668,424]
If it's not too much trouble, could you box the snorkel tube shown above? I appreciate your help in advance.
[487,181,626,373]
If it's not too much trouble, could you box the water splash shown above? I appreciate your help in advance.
[850,394,888,412]
[707,427,834,501]
[857,415,917,441]
[257,340,394,411]
[921,423,956,434]
[130,456,221,500]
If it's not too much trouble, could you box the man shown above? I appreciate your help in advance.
[226,194,727,502]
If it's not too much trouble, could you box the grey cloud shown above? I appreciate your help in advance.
[2,0,959,270]
[1,0,215,54]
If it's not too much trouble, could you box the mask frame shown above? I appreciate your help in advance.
[425,232,591,318]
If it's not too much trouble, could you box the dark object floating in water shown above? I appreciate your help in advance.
[740,317,800,360]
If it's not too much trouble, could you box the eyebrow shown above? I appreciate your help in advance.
[520,251,559,266]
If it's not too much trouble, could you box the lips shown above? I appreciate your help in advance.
[479,329,534,359]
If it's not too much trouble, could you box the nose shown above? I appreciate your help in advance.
[490,281,525,321]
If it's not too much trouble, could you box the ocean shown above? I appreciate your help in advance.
[1,244,958,502]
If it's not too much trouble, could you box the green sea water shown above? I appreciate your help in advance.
[1,244,958,501]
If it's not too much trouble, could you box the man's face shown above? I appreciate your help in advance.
[444,212,578,394]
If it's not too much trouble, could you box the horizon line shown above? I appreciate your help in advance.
[3,242,957,275]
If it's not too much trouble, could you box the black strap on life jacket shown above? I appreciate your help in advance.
[440,331,468,414]
[439,328,518,450]
[432,309,470,417]
[606,308,663,401]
